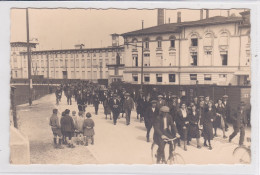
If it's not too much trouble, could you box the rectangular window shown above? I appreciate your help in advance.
[87,59,91,67]
[71,71,75,78]
[132,74,138,82]
[76,71,80,78]
[82,71,85,79]
[70,59,74,68]
[190,52,197,66]
[204,74,212,81]
[93,71,97,79]
[93,53,96,57]
[132,55,138,67]
[99,60,103,67]
[190,74,197,80]
[169,74,176,82]
[55,60,58,67]
[76,59,79,67]
[156,74,162,83]
[157,40,162,48]
[144,74,150,82]
[81,59,85,68]
[144,53,150,67]
[145,41,149,49]
[65,59,68,68]
[87,71,91,79]
[41,60,44,67]
[60,60,63,68]
[105,59,109,65]
[170,40,175,48]
[50,60,54,68]
[93,59,97,66]
[191,38,198,46]
[221,54,228,66]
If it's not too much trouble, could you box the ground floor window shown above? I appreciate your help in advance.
[156,74,162,83]
[204,74,212,81]
[144,74,150,82]
[132,73,138,82]
[169,74,176,82]
[190,74,197,81]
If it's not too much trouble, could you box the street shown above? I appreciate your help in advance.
[16,93,251,164]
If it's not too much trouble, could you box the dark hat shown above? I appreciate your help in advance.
[53,109,58,114]
[160,106,170,113]
[86,112,92,118]
[151,100,157,104]
[65,109,70,114]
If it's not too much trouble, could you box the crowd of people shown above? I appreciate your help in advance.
[50,82,250,163]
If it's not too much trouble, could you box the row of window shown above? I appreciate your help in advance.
[132,73,228,83]
[27,58,116,68]
[27,51,121,59]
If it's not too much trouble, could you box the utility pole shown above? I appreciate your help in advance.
[26,8,32,106]
[141,20,144,92]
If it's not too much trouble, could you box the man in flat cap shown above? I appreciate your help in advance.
[123,92,135,125]
[144,100,159,142]
[156,95,166,111]
[153,106,180,164]
[109,94,121,125]
[229,102,248,146]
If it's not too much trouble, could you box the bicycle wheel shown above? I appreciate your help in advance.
[151,143,158,164]
[233,146,251,164]
[170,153,185,164]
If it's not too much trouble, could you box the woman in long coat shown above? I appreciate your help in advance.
[202,100,216,150]
[213,99,227,138]
[187,104,201,148]
[103,95,112,120]
[176,103,189,151]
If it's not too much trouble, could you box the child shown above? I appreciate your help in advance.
[49,109,64,149]
[83,112,95,146]
[61,109,75,148]
[75,111,85,145]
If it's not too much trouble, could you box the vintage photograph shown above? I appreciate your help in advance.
[10,8,251,164]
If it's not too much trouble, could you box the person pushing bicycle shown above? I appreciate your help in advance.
[153,106,180,164]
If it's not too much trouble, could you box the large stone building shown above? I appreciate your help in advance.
[11,40,124,83]
[121,10,251,86]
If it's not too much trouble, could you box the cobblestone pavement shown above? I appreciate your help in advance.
[16,93,251,164]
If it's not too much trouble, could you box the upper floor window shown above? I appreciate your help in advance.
[169,36,176,48]
[156,36,162,49]
[191,34,198,47]
[204,33,213,47]
[144,37,150,49]
[132,38,138,49]
[219,32,229,46]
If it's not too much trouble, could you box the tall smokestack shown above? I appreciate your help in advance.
[200,9,203,20]
[206,9,209,19]
[177,12,181,23]
[157,9,164,25]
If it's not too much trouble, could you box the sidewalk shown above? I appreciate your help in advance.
[17,93,251,164]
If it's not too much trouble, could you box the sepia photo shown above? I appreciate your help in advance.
[9,8,252,165]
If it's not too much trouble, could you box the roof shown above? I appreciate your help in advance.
[121,16,243,37]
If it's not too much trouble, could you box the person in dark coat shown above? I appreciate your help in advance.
[66,88,73,105]
[153,106,180,164]
[229,102,248,145]
[60,109,75,148]
[103,95,112,120]
[187,104,201,148]
[93,93,99,115]
[176,103,189,151]
[109,94,121,125]
[214,98,227,138]
[201,100,216,150]
[144,100,159,142]
[77,93,86,112]
[136,93,144,120]
[83,112,95,146]
[222,95,230,130]
[123,93,135,125]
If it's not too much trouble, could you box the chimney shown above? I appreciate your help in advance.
[157,9,164,25]
[200,9,203,20]
[177,12,181,23]
[206,9,209,19]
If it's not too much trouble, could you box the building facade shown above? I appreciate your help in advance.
[121,10,251,86]
[11,43,124,83]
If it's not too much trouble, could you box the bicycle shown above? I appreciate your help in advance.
[232,137,251,164]
[151,137,185,164]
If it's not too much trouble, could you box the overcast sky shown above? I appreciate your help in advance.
[10,8,245,50]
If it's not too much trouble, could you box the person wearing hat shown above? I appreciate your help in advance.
[103,94,112,120]
[123,92,135,125]
[75,111,85,145]
[168,95,178,123]
[49,109,64,149]
[144,100,159,142]
[136,92,144,120]
[176,102,189,151]
[156,95,166,111]
[229,102,248,145]
[222,95,230,131]
[201,100,215,150]
[109,94,121,125]
[60,109,75,148]
[214,98,227,139]
[93,92,100,115]
[153,106,180,164]
[83,113,95,146]
[55,86,62,105]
